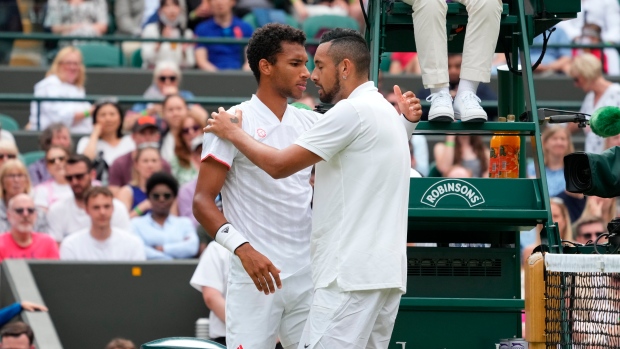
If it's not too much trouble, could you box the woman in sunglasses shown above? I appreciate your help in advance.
[131,171,198,260]
[116,147,163,218]
[171,114,205,185]
[0,140,18,171]
[0,160,48,233]
[32,146,73,211]
[76,102,135,167]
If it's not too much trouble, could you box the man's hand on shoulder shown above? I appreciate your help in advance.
[394,85,422,123]
[234,243,282,295]
[204,107,244,140]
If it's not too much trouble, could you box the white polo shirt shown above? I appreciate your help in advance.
[295,81,415,293]
[59,227,146,261]
[190,242,230,339]
[200,95,317,283]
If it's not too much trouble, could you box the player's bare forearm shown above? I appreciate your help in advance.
[193,159,229,238]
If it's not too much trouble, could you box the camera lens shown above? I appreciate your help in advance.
[564,153,592,193]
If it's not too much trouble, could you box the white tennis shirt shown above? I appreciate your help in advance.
[201,95,317,283]
[296,81,415,293]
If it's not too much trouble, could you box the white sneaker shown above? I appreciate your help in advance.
[427,91,454,122]
[453,91,487,122]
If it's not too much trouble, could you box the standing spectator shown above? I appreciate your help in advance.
[108,115,172,194]
[194,0,253,72]
[28,123,73,186]
[76,102,136,167]
[0,194,59,262]
[47,155,131,243]
[0,322,35,349]
[116,147,163,217]
[434,135,489,177]
[405,0,501,122]
[0,140,18,170]
[142,0,196,69]
[44,0,108,40]
[33,146,73,211]
[125,62,207,130]
[0,161,48,234]
[190,242,229,345]
[28,46,93,133]
[569,53,620,154]
[171,114,204,185]
[527,126,574,197]
[557,0,620,44]
[131,172,198,259]
[60,187,146,261]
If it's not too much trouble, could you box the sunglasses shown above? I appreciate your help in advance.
[158,75,177,83]
[47,156,66,164]
[0,154,17,160]
[13,207,36,215]
[182,125,201,135]
[150,192,173,201]
[65,172,88,182]
[581,232,605,240]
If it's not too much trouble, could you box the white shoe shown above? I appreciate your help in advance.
[427,91,454,122]
[453,91,487,122]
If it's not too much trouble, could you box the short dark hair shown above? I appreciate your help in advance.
[39,123,72,152]
[1,321,34,345]
[93,102,125,139]
[146,171,179,197]
[246,23,306,83]
[84,186,114,205]
[319,28,370,78]
[66,154,93,171]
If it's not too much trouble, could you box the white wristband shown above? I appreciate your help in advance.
[215,223,249,253]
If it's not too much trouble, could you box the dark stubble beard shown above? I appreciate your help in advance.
[318,71,341,104]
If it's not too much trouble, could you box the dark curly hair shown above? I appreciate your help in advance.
[146,171,179,197]
[246,23,306,83]
[319,28,370,78]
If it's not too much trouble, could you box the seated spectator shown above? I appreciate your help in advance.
[0,302,48,329]
[106,338,137,349]
[569,53,620,154]
[33,146,73,211]
[389,52,421,75]
[0,194,59,262]
[557,0,620,44]
[190,242,229,345]
[0,321,35,349]
[434,135,489,178]
[28,46,93,133]
[142,0,195,69]
[194,0,253,72]
[532,25,572,75]
[416,54,496,120]
[291,0,349,21]
[76,102,136,168]
[28,123,73,186]
[125,61,207,130]
[115,0,163,37]
[445,165,473,178]
[0,140,18,170]
[44,0,108,41]
[187,0,211,29]
[60,187,146,261]
[132,172,198,260]
[557,190,587,223]
[522,197,573,260]
[571,23,620,76]
[0,129,16,147]
[108,115,172,194]
[0,161,48,233]
[171,114,204,185]
[178,136,222,227]
[527,126,574,197]
[573,215,608,245]
[580,195,617,225]
[117,147,163,217]
[161,94,199,163]
[47,155,131,243]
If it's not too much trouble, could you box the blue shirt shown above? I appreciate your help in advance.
[194,17,253,70]
[530,26,571,66]
[131,214,199,260]
[527,163,566,197]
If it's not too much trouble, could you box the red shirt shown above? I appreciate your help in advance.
[0,232,60,262]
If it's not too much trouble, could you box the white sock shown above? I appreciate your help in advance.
[457,79,479,95]
[430,87,449,95]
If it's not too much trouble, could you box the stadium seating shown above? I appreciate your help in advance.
[242,12,300,29]
[0,114,19,131]
[131,48,143,68]
[21,150,45,166]
[77,43,124,67]
[302,15,360,40]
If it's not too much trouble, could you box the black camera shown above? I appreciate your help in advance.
[564,146,620,198]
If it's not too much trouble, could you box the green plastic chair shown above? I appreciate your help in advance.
[306,52,315,72]
[21,151,45,167]
[427,161,443,178]
[0,114,20,131]
[131,48,143,68]
[242,12,300,29]
[77,43,124,67]
[380,52,392,72]
[302,15,360,40]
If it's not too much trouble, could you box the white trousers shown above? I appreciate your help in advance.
[226,266,313,349]
[297,280,402,349]
[409,0,502,87]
